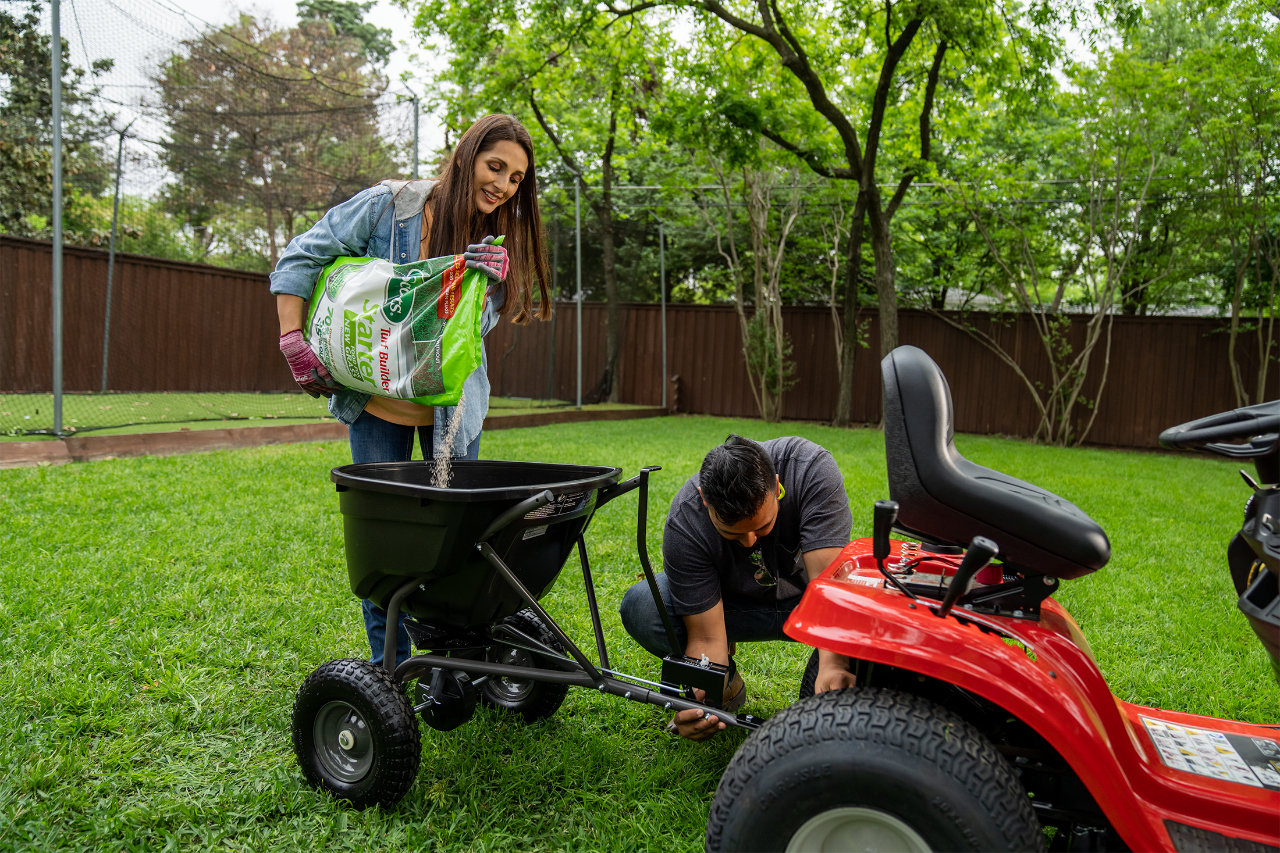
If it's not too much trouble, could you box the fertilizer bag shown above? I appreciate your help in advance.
[305,237,501,407]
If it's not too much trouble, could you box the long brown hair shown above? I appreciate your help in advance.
[427,114,551,323]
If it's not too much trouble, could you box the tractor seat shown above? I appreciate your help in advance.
[881,346,1110,580]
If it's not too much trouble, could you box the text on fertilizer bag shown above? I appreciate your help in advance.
[439,256,465,319]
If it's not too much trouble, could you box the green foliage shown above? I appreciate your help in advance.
[154,9,401,263]
[297,0,395,65]
[0,417,1270,849]
[742,311,797,404]
[0,1,114,242]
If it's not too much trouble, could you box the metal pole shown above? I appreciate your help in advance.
[575,178,582,410]
[403,85,419,179]
[546,217,557,401]
[51,0,63,434]
[659,222,666,410]
[102,119,133,393]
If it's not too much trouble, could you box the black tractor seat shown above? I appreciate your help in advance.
[881,346,1110,580]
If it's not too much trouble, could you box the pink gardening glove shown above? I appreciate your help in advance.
[279,330,339,398]
[463,235,508,282]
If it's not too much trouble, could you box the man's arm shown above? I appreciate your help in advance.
[803,547,858,694]
[669,602,731,740]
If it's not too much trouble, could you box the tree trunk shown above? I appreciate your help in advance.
[832,194,868,427]
[867,194,898,360]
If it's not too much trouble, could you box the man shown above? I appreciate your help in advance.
[619,434,857,740]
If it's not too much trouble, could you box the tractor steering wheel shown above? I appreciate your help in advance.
[1158,401,1280,459]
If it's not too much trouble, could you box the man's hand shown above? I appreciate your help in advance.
[666,603,732,740]
[814,649,856,694]
[668,701,727,741]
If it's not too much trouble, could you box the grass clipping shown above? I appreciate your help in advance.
[432,387,466,488]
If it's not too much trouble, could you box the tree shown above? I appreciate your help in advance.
[1179,1,1279,406]
[612,0,1064,426]
[154,3,399,266]
[413,2,668,402]
[690,152,805,421]
[0,1,113,241]
[915,32,1190,446]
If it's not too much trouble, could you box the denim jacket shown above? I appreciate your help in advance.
[269,179,501,456]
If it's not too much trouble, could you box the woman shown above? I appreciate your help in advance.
[269,114,552,669]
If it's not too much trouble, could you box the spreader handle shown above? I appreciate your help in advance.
[480,490,555,542]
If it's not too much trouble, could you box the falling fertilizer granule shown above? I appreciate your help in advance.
[432,387,467,489]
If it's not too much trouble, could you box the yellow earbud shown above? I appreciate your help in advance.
[777,483,786,500]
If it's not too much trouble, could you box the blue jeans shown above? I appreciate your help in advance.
[349,409,482,669]
[618,571,801,658]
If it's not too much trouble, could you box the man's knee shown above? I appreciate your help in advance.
[619,579,655,638]
[619,577,682,657]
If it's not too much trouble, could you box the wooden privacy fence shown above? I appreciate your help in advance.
[0,236,293,393]
[487,302,1275,450]
[3,236,1270,448]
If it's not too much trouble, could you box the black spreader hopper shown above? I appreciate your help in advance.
[292,459,764,810]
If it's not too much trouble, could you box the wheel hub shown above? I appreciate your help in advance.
[785,806,932,853]
[487,646,535,701]
[313,701,373,784]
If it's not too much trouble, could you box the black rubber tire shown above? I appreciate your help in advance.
[292,658,421,809]
[706,688,1044,853]
[478,609,570,722]
[798,648,819,700]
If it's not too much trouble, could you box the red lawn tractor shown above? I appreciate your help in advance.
[706,346,1280,853]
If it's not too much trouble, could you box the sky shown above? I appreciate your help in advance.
[46,0,444,193]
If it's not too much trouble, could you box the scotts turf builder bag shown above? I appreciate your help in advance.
[305,237,501,406]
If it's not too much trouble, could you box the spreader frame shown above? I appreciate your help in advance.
[381,466,763,732]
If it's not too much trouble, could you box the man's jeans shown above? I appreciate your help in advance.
[349,409,481,669]
[618,571,800,658]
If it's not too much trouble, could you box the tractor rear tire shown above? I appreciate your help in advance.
[292,658,420,809]
[478,609,569,722]
[706,688,1044,852]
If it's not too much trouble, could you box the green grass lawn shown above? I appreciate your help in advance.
[1,395,643,441]
[0,416,1271,851]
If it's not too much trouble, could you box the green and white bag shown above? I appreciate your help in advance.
[305,238,499,406]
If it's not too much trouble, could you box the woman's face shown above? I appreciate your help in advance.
[473,140,529,215]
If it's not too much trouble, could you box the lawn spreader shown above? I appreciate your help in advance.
[704,346,1280,852]
[291,459,763,809]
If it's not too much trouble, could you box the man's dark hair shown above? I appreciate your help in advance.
[699,435,777,526]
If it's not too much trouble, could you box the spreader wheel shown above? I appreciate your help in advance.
[706,688,1044,853]
[478,609,569,722]
[292,658,420,809]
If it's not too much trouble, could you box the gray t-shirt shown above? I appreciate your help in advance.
[662,437,853,616]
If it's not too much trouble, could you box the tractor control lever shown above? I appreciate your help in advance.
[936,536,999,618]
[873,500,898,562]
[871,500,918,601]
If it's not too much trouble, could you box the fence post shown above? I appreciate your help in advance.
[406,86,419,179]
[659,221,666,410]
[575,178,582,410]
[546,218,557,401]
[102,119,134,393]
[51,0,63,434]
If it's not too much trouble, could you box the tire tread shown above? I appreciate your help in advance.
[706,688,1043,852]
[292,658,421,809]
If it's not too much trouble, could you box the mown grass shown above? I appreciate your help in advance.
[1,395,642,441]
[0,416,1271,851]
